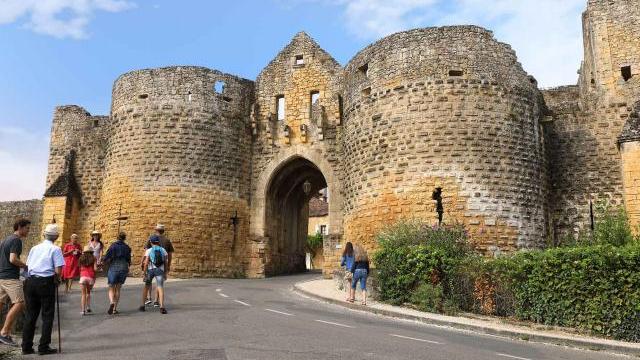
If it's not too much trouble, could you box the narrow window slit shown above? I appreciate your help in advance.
[276,95,285,121]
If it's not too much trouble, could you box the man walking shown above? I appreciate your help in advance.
[139,235,169,314]
[0,219,29,346]
[143,224,174,307]
[21,224,64,356]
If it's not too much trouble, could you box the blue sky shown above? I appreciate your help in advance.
[0,0,586,200]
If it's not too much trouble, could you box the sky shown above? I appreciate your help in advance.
[0,0,587,201]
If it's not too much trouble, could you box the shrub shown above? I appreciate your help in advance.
[592,203,635,246]
[410,283,444,313]
[373,220,471,306]
[305,233,323,252]
[503,244,640,341]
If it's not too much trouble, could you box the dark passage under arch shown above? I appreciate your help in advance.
[264,157,327,276]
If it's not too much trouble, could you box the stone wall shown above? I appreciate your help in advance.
[579,0,640,104]
[341,26,548,255]
[0,199,43,253]
[619,103,640,234]
[542,87,631,239]
[44,105,109,242]
[543,0,640,240]
[620,141,640,234]
[249,32,345,277]
[99,66,254,277]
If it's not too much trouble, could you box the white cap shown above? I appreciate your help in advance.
[155,224,165,231]
[43,224,59,236]
[91,230,101,235]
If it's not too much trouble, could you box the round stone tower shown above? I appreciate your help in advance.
[341,26,548,254]
[100,66,254,276]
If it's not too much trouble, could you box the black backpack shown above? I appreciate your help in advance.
[151,247,164,267]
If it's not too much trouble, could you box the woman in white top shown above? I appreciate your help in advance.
[88,231,104,267]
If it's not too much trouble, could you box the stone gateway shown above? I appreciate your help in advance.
[2,0,638,278]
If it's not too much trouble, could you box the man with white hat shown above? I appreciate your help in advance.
[21,223,65,356]
[143,224,174,307]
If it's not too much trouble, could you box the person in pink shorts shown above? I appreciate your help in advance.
[78,246,96,315]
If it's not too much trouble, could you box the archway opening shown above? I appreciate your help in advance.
[265,157,327,276]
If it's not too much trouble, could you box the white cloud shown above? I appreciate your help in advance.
[0,0,136,39]
[0,126,49,201]
[315,0,586,87]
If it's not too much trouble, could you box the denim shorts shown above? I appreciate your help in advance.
[351,268,368,290]
[107,268,127,286]
[145,268,165,288]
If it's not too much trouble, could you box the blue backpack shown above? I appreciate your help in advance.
[150,246,164,267]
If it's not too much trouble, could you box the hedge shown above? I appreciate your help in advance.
[372,220,640,342]
[503,244,640,341]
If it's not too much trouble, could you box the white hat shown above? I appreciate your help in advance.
[155,224,165,230]
[91,230,101,235]
[43,224,59,236]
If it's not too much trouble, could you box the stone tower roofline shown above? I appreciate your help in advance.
[345,25,518,67]
[112,65,254,90]
[53,104,93,116]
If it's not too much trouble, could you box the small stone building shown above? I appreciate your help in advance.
[2,0,639,278]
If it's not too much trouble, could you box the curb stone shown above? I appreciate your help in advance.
[293,281,640,357]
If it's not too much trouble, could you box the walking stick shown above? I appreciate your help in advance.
[56,283,61,353]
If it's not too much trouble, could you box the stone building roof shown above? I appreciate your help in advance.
[618,102,640,144]
[309,195,328,217]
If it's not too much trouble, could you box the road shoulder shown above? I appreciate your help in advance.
[293,278,640,356]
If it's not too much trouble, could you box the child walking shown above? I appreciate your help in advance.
[78,246,97,315]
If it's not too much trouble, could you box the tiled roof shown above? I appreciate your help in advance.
[309,195,328,217]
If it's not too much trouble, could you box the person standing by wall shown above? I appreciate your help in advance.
[0,219,29,347]
[143,224,173,307]
[21,223,65,356]
[102,232,131,315]
[139,235,169,314]
[340,242,354,302]
[62,234,82,293]
[349,244,370,306]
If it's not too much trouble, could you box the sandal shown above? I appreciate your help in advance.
[160,308,167,314]
[113,309,119,315]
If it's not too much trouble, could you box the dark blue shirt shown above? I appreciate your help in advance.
[350,260,369,273]
[102,240,131,265]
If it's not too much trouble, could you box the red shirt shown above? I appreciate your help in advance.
[80,264,95,279]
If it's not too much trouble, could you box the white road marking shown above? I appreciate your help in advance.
[389,334,443,345]
[219,293,229,298]
[314,320,354,328]
[265,309,294,316]
[216,288,222,292]
[496,353,534,360]
[234,300,251,307]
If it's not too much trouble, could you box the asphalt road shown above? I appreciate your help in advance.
[23,273,630,360]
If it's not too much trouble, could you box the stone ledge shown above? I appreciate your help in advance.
[293,278,640,357]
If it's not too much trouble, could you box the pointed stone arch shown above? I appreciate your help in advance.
[249,145,343,277]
